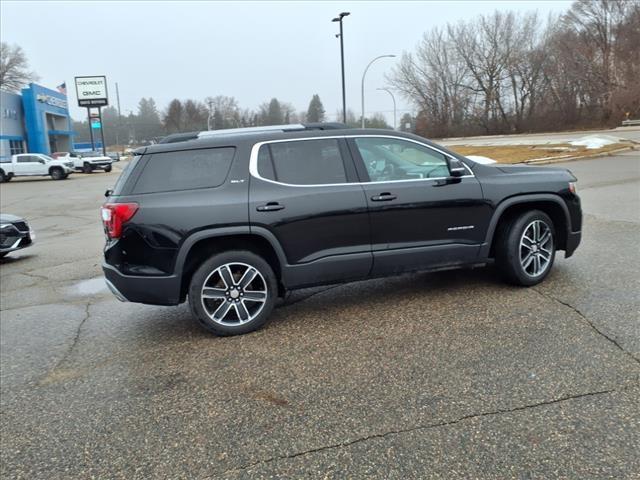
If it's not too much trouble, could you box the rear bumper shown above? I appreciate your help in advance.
[565,230,581,258]
[102,263,182,305]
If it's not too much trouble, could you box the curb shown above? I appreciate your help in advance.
[523,145,637,165]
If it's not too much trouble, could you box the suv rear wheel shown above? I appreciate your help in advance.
[188,251,277,336]
[496,210,556,286]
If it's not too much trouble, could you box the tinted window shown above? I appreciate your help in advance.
[258,139,347,185]
[355,137,450,182]
[257,144,276,181]
[17,155,37,163]
[133,147,235,194]
[111,154,142,195]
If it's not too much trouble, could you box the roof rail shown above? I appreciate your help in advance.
[158,122,347,144]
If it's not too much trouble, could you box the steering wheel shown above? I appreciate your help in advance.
[382,162,396,178]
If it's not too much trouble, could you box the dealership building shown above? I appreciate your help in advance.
[0,83,74,161]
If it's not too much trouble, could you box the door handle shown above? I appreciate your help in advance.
[256,202,285,212]
[371,193,397,202]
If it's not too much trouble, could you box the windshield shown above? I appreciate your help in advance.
[41,155,55,162]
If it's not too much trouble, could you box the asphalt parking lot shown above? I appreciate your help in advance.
[1,152,639,479]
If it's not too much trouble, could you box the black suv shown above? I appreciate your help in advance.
[102,125,581,336]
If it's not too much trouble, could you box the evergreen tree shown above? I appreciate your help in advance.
[306,94,326,122]
[261,98,283,125]
[136,97,163,140]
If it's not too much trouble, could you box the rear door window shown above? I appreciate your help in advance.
[132,147,235,194]
[257,139,347,185]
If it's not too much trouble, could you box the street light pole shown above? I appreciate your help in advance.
[332,12,350,124]
[377,87,397,130]
[207,99,214,131]
[361,55,395,128]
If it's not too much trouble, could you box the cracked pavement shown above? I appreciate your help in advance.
[1,152,639,479]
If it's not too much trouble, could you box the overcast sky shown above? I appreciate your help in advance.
[2,0,572,124]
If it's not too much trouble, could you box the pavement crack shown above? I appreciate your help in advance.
[20,271,50,282]
[39,301,92,384]
[533,288,640,365]
[222,388,617,474]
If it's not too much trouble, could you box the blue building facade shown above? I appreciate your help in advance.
[0,83,74,161]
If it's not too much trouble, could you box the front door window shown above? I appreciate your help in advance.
[354,137,451,182]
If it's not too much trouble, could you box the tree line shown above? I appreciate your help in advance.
[71,94,392,146]
[390,0,640,138]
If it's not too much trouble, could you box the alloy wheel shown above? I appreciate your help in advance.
[200,262,268,326]
[519,220,553,277]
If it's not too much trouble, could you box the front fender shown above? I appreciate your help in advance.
[479,193,572,258]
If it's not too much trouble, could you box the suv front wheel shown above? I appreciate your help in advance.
[188,251,277,336]
[496,210,556,286]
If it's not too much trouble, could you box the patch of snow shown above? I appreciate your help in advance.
[569,135,619,149]
[465,155,497,164]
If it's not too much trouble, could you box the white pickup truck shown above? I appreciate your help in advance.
[0,153,75,182]
[52,151,113,174]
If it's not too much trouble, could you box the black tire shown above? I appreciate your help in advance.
[50,168,64,180]
[104,165,112,173]
[188,250,277,336]
[495,210,556,286]
[83,163,93,174]
[0,170,8,182]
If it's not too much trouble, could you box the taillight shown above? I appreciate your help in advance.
[101,202,138,239]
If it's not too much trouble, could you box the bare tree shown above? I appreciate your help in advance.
[0,42,39,92]
[163,99,184,133]
[183,99,208,131]
[560,0,639,122]
[390,1,639,137]
[205,95,241,129]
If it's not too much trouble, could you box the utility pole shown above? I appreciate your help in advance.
[332,12,350,124]
[207,99,214,131]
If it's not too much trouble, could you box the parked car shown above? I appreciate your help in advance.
[0,153,74,182]
[102,124,582,336]
[53,151,112,174]
[0,214,34,258]
[106,152,121,162]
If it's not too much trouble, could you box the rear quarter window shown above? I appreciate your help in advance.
[111,154,142,195]
[132,147,235,194]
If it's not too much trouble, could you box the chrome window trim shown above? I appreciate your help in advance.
[248,135,475,188]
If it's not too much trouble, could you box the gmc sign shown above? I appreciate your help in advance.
[74,76,108,107]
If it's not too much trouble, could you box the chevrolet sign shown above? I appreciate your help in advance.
[74,76,108,107]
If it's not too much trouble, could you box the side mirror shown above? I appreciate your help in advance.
[39,159,46,164]
[447,157,466,178]
[105,189,113,198]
